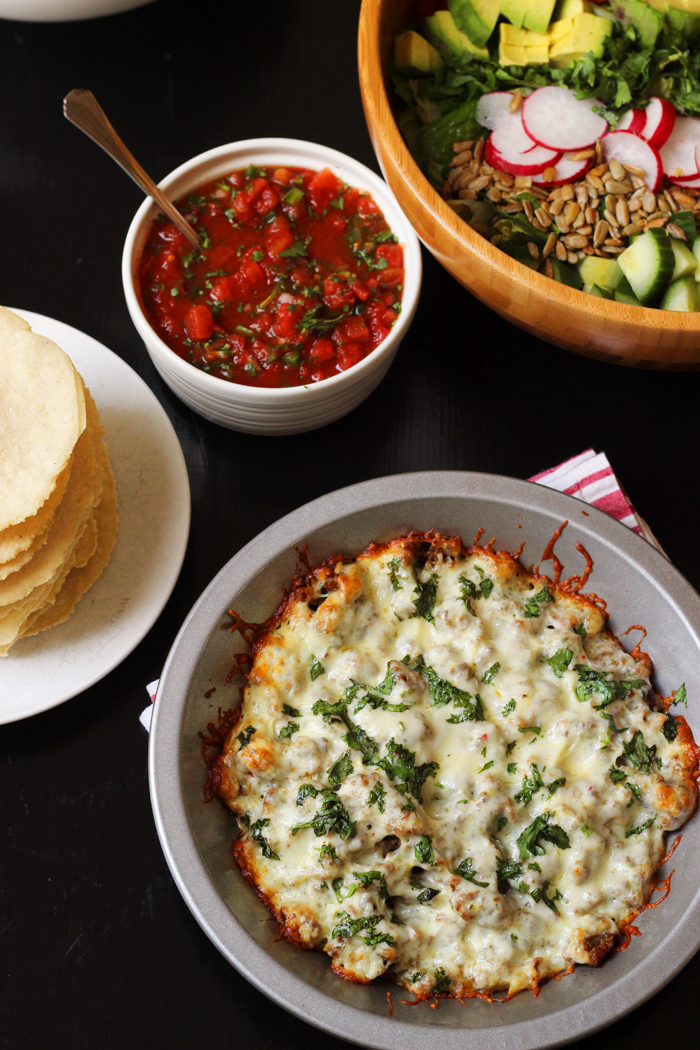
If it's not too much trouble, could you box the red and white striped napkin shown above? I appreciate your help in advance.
[530,448,664,555]
[139,449,662,731]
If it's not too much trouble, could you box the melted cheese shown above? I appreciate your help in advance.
[213,536,697,997]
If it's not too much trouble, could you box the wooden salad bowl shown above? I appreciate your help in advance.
[358,0,700,368]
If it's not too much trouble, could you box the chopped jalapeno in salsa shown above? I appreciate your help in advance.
[137,165,404,387]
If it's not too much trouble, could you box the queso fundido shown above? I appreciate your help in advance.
[136,165,405,388]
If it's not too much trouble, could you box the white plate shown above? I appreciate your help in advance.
[0,309,190,724]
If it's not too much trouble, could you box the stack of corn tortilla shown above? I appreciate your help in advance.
[0,306,118,656]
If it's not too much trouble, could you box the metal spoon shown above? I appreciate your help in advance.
[63,88,201,250]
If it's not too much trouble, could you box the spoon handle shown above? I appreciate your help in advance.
[63,89,201,250]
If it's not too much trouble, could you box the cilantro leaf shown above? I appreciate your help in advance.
[236,725,256,750]
[622,730,657,773]
[625,816,656,838]
[496,858,523,881]
[575,665,643,708]
[309,657,325,681]
[388,557,402,591]
[296,783,319,805]
[283,704,300,717]
[516,812,571,859]
[279,239,308,258]
[368,782,386,813]
[279,721,300,740]
[482,662,500,684]
[530,879,563,913]
[674,683,688,707]
[545,648,573,678]
[245,817,279,860]
[331,911,396,947]
[291,788,356,840]
[434,967,451,994]
[454,857,489,887]
[379,739,438,802]
[327,751,354,786]
[353,870,388,898]
[414,835,435,865]
[515,764,544,805]
[663,715,679,743]
[522,588,553,618]
[411,573,439,622]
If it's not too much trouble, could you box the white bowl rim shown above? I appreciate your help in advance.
[122,136,422,402]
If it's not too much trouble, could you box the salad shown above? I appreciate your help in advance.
[392,0,700,309]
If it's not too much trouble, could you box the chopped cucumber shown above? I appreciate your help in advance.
[548,258,583,289]
[671,210,696,247]
[692,238,700,281]
[669,237,697,281]
[660,275,700,311]
[578,256,622,291]
[614,276,642,306]
[618,228,674,306]
[585,283,614,299]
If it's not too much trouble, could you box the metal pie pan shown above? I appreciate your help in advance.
[149,471,700,1050]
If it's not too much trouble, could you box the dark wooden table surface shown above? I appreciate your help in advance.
[1,2,699,1047]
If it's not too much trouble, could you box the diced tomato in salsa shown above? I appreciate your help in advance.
[137,164,404,387]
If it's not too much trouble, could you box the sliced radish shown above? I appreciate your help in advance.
[617,109,646,135]
[476,91,518,132]
[600,131,662,192]
[485,117,560,176]
[642,97,675,150]
[668,171,700,189]
[532,152,594,188]
[660,115,700,179]
[521,86,608,151]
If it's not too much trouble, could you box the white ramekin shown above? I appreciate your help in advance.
[122,138,422,435]
[0,0,154,19]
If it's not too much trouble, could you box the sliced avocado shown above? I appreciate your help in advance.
[549,12,612,66]
[501,0,526,25]
[523,0,557,34]
[448,0,500,47]
[548,257,584,288]
[610,0,662,46]
[669,0,700,16]
[614,276,642,304]
[499,22,550,64]
[394,31,444,75]
[501,0,530,27]
[552,0,593,18]
[666,6,700,39]
[422,10,490,59]
[548,16,574,39]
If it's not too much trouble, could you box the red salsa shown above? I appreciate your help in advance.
[137,165,404,387]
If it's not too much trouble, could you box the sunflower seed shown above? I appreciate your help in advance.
[543,231,557,258]
[667,222,687,240]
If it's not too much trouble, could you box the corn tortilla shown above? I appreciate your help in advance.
[0,306,86,531]
[0,388,103,609]
[21,449,117,640]
[0,513,94,652]
[0,457,72,568]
